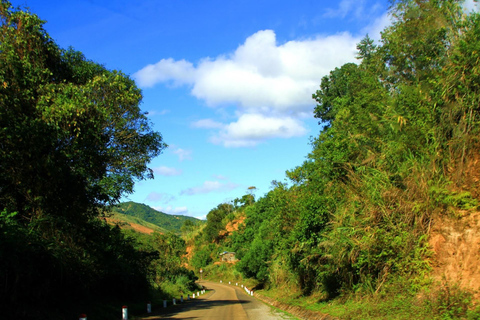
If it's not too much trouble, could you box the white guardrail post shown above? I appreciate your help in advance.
[122,306,128,320]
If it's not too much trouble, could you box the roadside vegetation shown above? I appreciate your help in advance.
[188,1,480,319]
[0,1,198,319]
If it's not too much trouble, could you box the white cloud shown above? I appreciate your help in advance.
[172,147,192,161]
[134,29,360,146]
[153,166,183,176]
[136,30,357,114]
[180,180,239,195]
[145,192,175,203]
[134,58,195,87]
[211,113,307,147]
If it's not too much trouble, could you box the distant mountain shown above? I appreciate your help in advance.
[111,201,201,233]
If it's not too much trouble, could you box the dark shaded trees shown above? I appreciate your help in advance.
[0,1,166,318]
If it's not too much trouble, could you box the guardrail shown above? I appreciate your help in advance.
[219,279,254,296]
[78,279,258,319]
[77,289,207,320]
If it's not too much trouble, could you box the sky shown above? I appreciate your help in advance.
[12,0,479,219]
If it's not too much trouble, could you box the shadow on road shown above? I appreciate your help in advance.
[138,291,252,319]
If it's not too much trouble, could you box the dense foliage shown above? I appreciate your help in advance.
[0,1,168,318]
[191,1,480,318]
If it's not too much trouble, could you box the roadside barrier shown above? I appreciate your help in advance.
[220,279,254,296]
[78,287,207,318]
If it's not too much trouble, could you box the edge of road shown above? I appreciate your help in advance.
[253,292,338,320]
[201,280,338,320]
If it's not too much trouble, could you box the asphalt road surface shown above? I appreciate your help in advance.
[139,281,296,320]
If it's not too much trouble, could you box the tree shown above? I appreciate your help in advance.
[203,203,233,242]
[0,2,167,318]
[0,0,166,224]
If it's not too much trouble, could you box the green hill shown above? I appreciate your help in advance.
[111,201,201,233]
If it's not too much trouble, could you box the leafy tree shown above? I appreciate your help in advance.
[191,244,215,270]
[0,1,166,224]
[203,203,233,242]
[0,2,166,318]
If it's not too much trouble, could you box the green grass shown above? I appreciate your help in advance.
[112,202,200,233]
[256,283,480,320]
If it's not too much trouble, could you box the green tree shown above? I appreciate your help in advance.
[0,2,166,318]
[203,203,233,242]
[0,1,166,224]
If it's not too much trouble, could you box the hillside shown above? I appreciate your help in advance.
[106,212,168,234]
[187,2,480,319]
[111,201,201,233]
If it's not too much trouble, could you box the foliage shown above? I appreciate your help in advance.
[191,243,215,270]
[0,1,167,319]
[118,228,198,297]
[428,280,480,320]
[191,1,480,318]
[0,209,155,319]
[203,202,234,243]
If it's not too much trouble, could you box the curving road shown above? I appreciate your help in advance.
[139,281,295,320]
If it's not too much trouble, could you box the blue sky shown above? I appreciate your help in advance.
[12,0,478,219]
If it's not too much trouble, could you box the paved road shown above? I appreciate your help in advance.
[139,281,295,320]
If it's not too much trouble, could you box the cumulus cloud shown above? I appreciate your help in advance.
[135,30,357,114]
[135,58,195,87]
[211,113,307,147]
[134,29,361,146]
[145,191,175,203]
[180,180,239,196]
[153,166,183,176]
